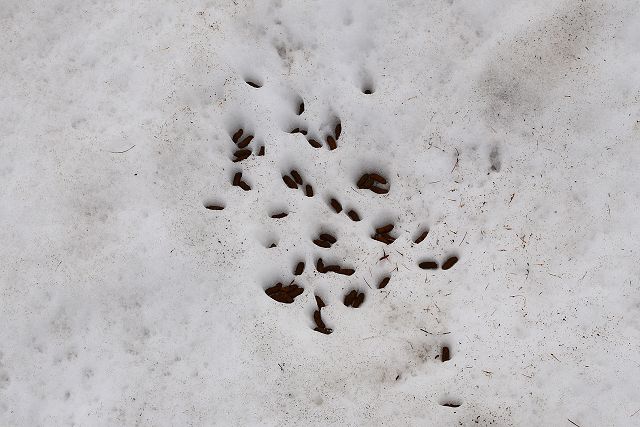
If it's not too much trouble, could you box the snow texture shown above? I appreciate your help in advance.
[1,0,640,425]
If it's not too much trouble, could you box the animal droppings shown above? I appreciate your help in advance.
[441,256,459,270]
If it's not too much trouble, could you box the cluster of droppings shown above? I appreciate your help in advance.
[201,73,465,408]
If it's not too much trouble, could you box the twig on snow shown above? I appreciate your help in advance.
[106,144,136,154]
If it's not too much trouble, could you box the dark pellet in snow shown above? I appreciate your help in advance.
[308,138,322,148]
[330,198,342,213]
[232,129,243,143]
[291,170,303,185]
[237,135,253,149]
[283,175,298,189]
[414,229,429,244]
[419,260,438,270]
[347,210,361,221]
[378,276,390,289]
[441,256,458,270]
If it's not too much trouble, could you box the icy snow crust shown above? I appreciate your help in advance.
[1,0,640,425]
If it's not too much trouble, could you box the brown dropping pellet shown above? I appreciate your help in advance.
[289,286,304,298]
[246,80,261,88]
[205,205,224,211]
[353,292,365,308]
[337,268,355,276]
[357,174,373,189]
[313,239,331,248]
[414,229,429,244]
[239,181,251,191]
[376,224,394,234]
[315,295,325,309]
[325,265,341,273]
[232,129,243,143]
[290,170,303,185]
[268,243,277,248]
[363,89,373,95]
[442,256,459,270]
[282,175,298,189]
[265,283,303,303]
[330,198,342,213]
[294,262,305,276]
[300,129,307,135]
[370,173,387,184]
[298,102,304,115]
[347,210,361,221]
[257,146,265,156]
[334,122,342,139]
[442,346,450,362]
[314,310,326,329]
[289,128,300,134]
[232,172,242,186]
[326,135,337,150]
[316,258,327,273]
[319,233,336,244]
[271,212,288,219]
[308,139,322,148]
[305,184,314,197]
[265,283,283,295]
[419,260,438,270]
[237,135,253,149]
[233,149,251,161]
[372,234,395,245]
[369,185,389,195]
[378,276,390,289]
[344,290,357,306]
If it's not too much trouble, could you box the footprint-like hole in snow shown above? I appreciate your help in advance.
[203,199,225,211]
[244,77,263,88]
[439,397,462,408]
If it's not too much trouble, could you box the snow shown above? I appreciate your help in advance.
[1,0,640,425]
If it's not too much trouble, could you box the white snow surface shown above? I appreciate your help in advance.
[1,0,640,425]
